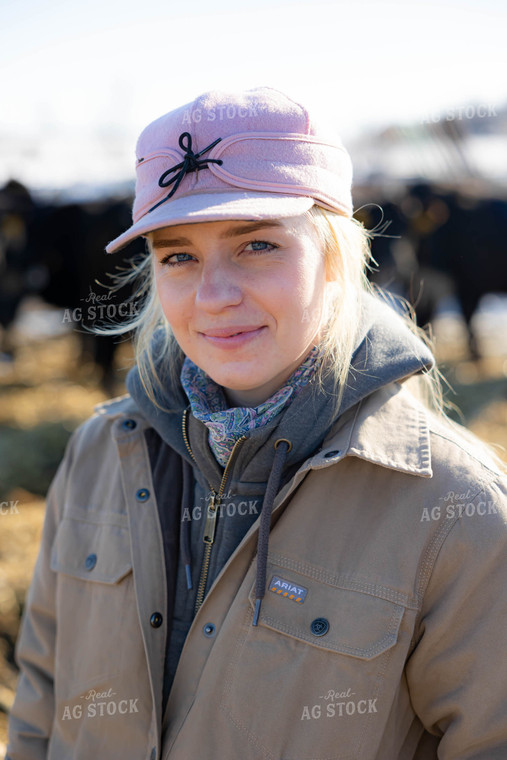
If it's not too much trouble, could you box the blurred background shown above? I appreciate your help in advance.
[1,0,506,748]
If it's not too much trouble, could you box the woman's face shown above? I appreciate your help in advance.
[151,214,331,407]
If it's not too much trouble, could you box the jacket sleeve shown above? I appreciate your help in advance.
[5,432,76,760]
[406,476,507,759]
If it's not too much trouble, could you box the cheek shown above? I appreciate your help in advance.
[154,271,188,329]
[269,268,324,349]
[294,256,328,318]
[154,274,171,317]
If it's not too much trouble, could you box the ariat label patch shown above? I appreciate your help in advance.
[269,575,308,604]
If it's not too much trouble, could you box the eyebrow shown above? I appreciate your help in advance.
[150,220,285,249]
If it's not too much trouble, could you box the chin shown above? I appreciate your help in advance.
[215,372,265,391]
[203,361,265,385]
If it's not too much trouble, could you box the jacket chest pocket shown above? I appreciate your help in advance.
[51,514,132,582]
[50,514,137,690]
[220,559,406,760]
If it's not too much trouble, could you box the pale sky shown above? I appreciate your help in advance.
[1,0,506,190]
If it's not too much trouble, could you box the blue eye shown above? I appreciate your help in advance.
[160,252,194,266]
[245,240,277,253]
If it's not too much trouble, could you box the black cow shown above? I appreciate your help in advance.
[420,191,507,356]
[0,181,145,390]
[0,181,41,357]
[358,183,507,357]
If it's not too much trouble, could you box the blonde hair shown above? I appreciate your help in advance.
[96,206,506,472]
[98,206,447,416]
[305,206,448,416]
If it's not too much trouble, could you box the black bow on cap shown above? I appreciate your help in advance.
[148,132,223,213]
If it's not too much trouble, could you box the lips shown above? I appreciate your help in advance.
[200,326,263,338]
[198,325,267,349]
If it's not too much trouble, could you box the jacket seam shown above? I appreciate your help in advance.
[57,512,129,529]
[429,428,504,479]
[412,479,493,645]
[116,425,168,750]
[269,553,418,608]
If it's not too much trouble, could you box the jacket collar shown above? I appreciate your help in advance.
[307,382,433,478]
[97,380,433,481]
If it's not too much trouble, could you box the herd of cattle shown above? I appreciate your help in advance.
[1,178,506,388]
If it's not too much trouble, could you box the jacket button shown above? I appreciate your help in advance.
[324,450,341,458]
[84,553,97,571]
[122,418,137,430]
[310,617,330,636]
[150,612,163,628]
[203,623,216,638]
[136,488,150,502]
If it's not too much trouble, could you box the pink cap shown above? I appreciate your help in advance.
[106,87,353,253]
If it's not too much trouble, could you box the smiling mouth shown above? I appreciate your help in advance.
[201,326,264,339]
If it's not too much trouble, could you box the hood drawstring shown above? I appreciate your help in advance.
[180,458,195,590]
[253,438,292,626]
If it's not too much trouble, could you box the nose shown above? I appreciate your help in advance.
[195,260,243,312]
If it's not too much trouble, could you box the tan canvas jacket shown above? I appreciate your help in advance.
[6,381,507,760]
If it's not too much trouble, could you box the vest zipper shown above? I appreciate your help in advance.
[182,408,246,614]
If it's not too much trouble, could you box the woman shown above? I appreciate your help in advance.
[6,87,507,760]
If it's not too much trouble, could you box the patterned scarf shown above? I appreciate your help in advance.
[180,346,322,466]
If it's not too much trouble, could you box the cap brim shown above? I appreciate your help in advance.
[105,191,315,253]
